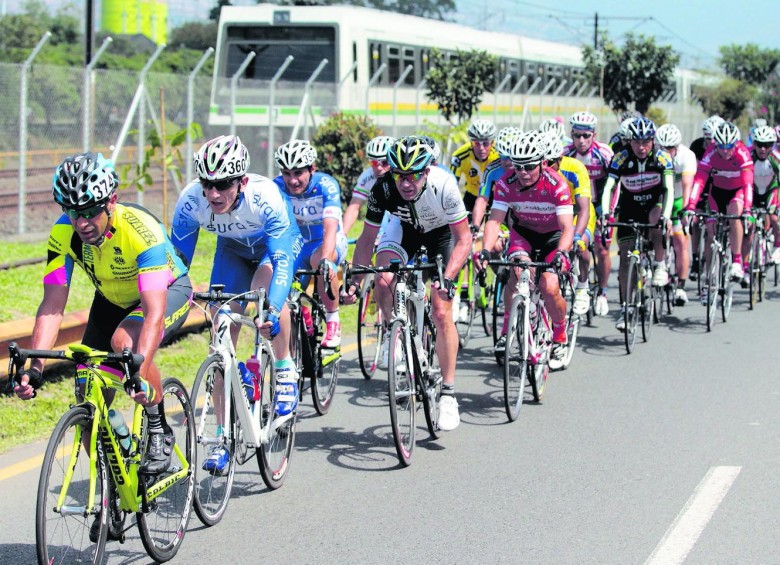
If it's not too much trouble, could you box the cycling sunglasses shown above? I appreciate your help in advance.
[572,132,593,139]
[716,143,736,150]
[370,159,389,167]
[62,204,106,220]
[201,178,238,192]
[392,170,425,183]
[755,141,775,149]
[514,162,541,171]
[472,140,494,147]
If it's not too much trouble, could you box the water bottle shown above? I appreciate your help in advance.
[108,408,131,453]
[238,362,255,404]
[301,305,314,337]
[244,356,261,402]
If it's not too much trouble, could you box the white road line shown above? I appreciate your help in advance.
[645,465,741,565]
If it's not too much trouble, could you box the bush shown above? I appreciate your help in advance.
[312,112,383,205]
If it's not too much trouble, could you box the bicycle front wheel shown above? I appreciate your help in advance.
[311,307,339,415]
[137,377,195,563]
[257,341,296,490]
[387,320,415,466]
[721,248,733,322]
[357,274,382,380]
[749,235,760,309]
[420,314,442,440]
[37,406,107,565]
[706,245,721,332]
[560,306,580,370]
[624,258,640,354]
[191,355,236,527]
[503,298,529,422]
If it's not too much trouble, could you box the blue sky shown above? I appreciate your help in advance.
[454,0,778,70]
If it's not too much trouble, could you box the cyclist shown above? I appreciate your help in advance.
[171,135,302,473]
[656,123,697,305]
[543,132,595,316]
[684,121,754,297]
[743,125,780,270]
[344,136,471,431]
[15,152,192,481]
[600,117,674,330]
[540,117,570,146]
[343,135,395,235]
[564,111,614,316]
[688,115,724,280]
[451,118,500,229]
[480,131,574,365]
[274,139,348,349]
[608,110,641,151]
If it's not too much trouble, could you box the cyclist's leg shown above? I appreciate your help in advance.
[308,234,348,346]
[374,215,408,323]
[726,188,746,275]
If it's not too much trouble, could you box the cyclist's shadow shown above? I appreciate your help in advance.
[0,544,34,564]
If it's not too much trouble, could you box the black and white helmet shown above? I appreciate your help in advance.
[539,119,565,141]
[52,152,118,209]
[655,124,682,148]
[274,139,317,170]
[194,135,250,181]
[752,125,777,144]
[713,121,741,146]
[496,126,523,156]
[467,119,497,141]
[509,131,546,167]
[366,136,394,159]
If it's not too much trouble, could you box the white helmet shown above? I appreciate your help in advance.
[467,119,497,141]
[366,136,394,160]
[509,131,546,167]
[713,121,741,146]
[702,115,724,139]
[617,118,635,141]
[194,135,250,181]
[496,126,523,156]
[754,118,768,128]
[752,125,777,144]
[570,111,597,131]
[655,124,683,148]
[542,131,564,160]
[275,139,317,169]
[539,118,565,141]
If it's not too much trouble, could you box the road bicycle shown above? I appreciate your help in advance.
[746,207,772,309]
[190,286,294,527]
[346,249,445,467]
[696,212,744,331]
[7,342,194,564]
[489,257,563,421]
[356,272,384,380]
[289,266,341,414]
[606,221,664,354]
[452,226,493,348]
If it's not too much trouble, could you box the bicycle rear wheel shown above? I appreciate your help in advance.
[420,314,442,440]
[749,235,760,309]
[758,237,768,302]
[37,406,106,565]
[560,306,580,370]
[137,378,195,563]
[503,298,529,422]
[624,258,640,354]
[478,268,494,337]
[357,275,382,380]
[721,248,733,322]
[706,246,721,332]
[455,261,476,348]
[191,356,236,527]
[257,341,295,490]
[387,320,415,466]
[311,305,339,415]
[491,266,506,348]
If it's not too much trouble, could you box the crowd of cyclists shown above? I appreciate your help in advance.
[9,104,780,553]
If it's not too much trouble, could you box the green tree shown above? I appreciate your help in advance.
[425,48,498,124]
[693,78,757,122]
[312,112,382,204]
[719,44,780,85]
[582,32,679,115]
[169,22,218,51]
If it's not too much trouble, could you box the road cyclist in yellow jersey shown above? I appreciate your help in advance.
[451,118,500,229]
[542,131,596,318]
[14,152,193,542]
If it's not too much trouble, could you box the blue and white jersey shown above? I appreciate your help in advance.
[171,174,302,311]
[274,171,344,244]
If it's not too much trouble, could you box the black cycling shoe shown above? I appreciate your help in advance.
[89,514,123,544]
[140,428,175,475]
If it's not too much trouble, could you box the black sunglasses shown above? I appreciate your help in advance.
[755,141,775,149]
[201,178,238,192]
[62,204,106,220]
[514,162,541,171]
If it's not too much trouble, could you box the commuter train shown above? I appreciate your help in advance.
[208,3,702,131]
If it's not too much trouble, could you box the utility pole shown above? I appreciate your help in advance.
[593,12,598,49]
[85,0,94,66]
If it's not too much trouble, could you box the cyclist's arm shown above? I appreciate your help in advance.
[661,169,674,220]
[681,171,695,210]
[351,221,380,288]
[574,195,590,237]
[320,217,339,262]
[28,285,69,373]
[600,176,618,215]
[170,189,202,264]
[471,196,488,230]
[742,161,755,212]
[445,219,471,280]
[482,206,505,255]
[136,288,166,380]
[342,196,364,236]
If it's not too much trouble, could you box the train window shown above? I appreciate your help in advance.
[369,41,383,81]
[386,43,416,85]
[224,25,336,82]
[507,60,521,89]
[419,49,431,83]
[352,42,358,82]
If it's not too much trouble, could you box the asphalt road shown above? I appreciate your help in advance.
[2,282,780,564]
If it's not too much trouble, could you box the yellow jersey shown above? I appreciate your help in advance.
[557,156,596,236]
[450,142,500,197]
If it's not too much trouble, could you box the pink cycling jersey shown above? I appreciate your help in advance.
[689,142,754,209]
[493,166,573,233]
[564,140,613,197]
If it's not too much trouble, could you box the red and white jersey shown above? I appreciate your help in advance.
[493,166,573,234]
[689,141,753,206]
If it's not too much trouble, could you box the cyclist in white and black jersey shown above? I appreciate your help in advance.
[343,135,395,235]
[343,136,470,431]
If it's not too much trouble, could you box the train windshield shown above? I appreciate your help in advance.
[223,25,337,82]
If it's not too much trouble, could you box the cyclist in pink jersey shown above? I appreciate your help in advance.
[685,121,754,288]
[480,131,574,366]
[565,111,614,316]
